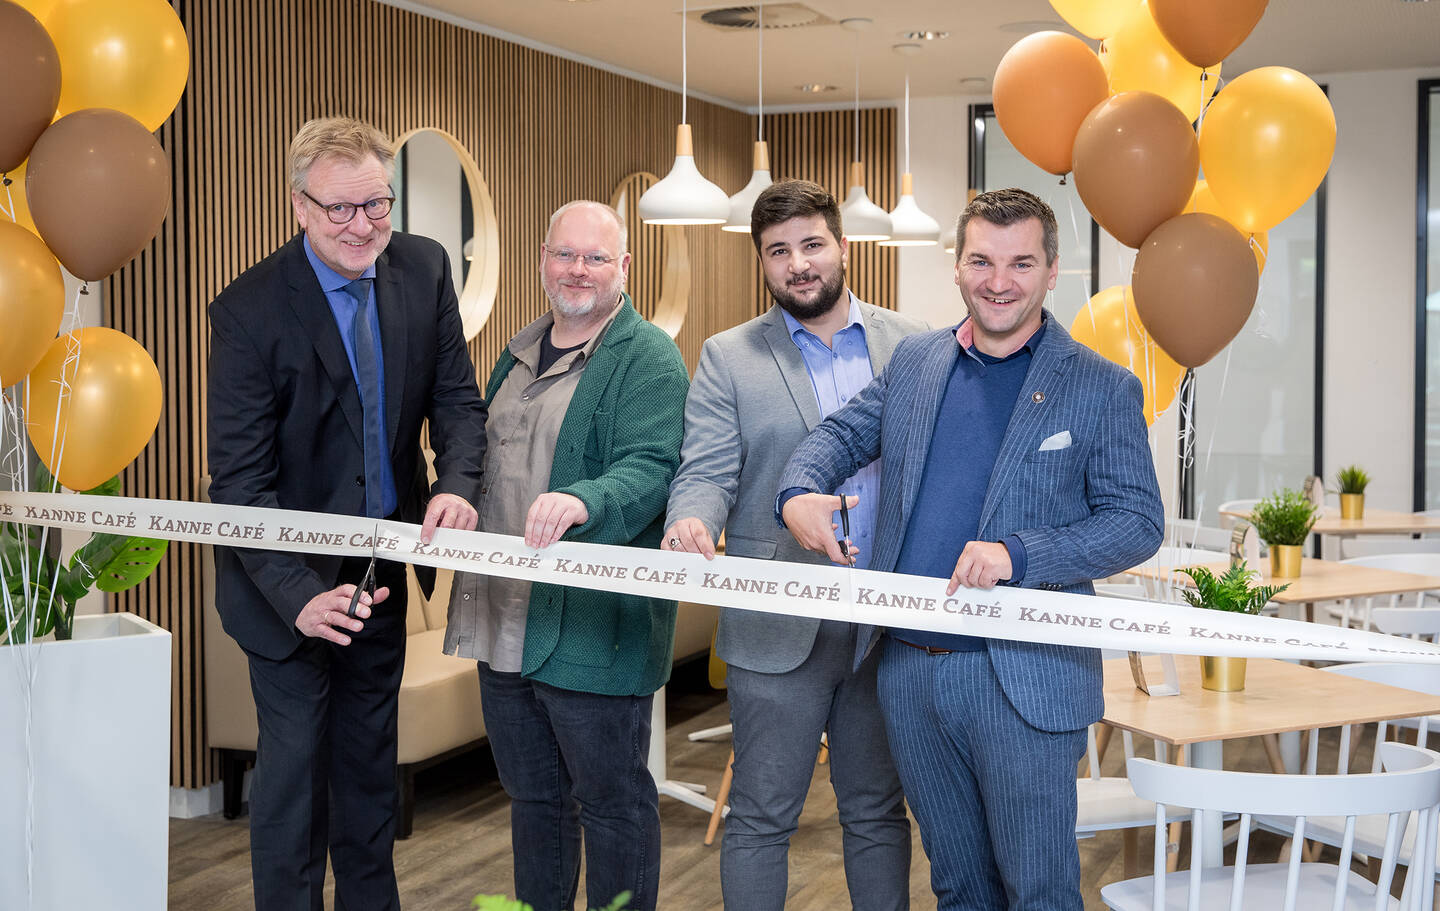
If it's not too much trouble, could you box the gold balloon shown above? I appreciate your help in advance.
[1184,179,1268,275]
[0,220,64,387]
[45,0,190,132]
[11,0,56,20]
[1199,66,1335,234]
[25,327,162,491]
[1048,0,1142,39]
[1101,0,1220,123]
[1070,285,1183,425]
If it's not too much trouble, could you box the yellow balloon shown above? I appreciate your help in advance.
[1049,0,1142,39]
[1184,179,1268,275]
[2,158,41,238]
[25,327,163,492]
[45,0,189,132]
[1199,66,1335,234]
[0,221,64,387]
[1101,0,1220,123]
[1070,285,1184,425]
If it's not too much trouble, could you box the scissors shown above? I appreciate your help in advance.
[836,493,856,568]
[346,524,379,619]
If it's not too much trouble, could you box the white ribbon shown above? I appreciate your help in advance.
[3,491,1439,664]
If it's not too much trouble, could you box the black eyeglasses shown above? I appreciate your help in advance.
[302,190,395,225]
[544,245,617,269]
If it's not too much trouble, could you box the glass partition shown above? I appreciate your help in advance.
[1418,81,1440,509]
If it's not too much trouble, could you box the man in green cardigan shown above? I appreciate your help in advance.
[444,201,689,911]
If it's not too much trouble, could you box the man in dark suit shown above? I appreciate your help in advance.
[780,189,1163,910]
[207,116,487,911]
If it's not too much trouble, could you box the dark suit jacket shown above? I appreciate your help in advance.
[207,231,487,660]
[779,315,1164,732]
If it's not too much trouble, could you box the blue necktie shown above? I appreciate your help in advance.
[344,279,387,518]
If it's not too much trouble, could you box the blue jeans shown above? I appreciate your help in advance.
[877,639,1086,911]
[477,664,660,911]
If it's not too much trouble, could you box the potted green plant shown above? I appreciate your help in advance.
[1335,464,1371,520]
[1179,561,1290,691]
[1249,487,1319,578]
[473,892,632,911]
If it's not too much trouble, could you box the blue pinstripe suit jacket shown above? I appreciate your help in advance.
[778,314,1164,732]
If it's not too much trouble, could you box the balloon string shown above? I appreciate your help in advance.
[0,177,16,223]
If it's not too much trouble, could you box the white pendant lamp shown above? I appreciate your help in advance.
[639,0,729,225]
[838,19,891,242]
[723,4,772,233]
[880,71,941,247]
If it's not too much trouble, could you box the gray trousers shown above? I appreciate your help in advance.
[721,619,911,910]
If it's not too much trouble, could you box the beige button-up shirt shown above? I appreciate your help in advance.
[443,301,621,671]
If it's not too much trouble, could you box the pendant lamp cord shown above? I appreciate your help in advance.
[681,0,688,125]
[853,34,860,163]
[904,71,911,176]
[757,4,764,141]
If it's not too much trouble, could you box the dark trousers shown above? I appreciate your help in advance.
[243,557,407,911]
[477,663,660,911]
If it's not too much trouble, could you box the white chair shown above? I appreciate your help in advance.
[1101,741,1440,911]
[1166,519,1233,553]
[1217,499,1262,531]
[1330,554,1440,630]
[1374,607,1440,644]
[1253,662,1440,896]
[1077,724,1187,877]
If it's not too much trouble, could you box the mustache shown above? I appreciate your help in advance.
[787,274,820,287]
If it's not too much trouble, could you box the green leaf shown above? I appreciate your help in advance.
[58,532,129,603]
[1250,488,1319,547]
[94,538,169,593]
[31,460,60,494]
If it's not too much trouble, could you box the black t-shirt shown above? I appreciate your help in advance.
[537,326,586,375]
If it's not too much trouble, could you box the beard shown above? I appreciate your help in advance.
[545,275,623,319]
[766,267,847,322]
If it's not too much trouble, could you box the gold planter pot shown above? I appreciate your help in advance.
[1200,655,1248,692]
[1270,543,1303,578]
[1340,492,1365,519]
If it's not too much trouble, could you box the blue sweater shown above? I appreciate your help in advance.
[889,322,1042,650]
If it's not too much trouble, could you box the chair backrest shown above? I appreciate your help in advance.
[1340,537,1440,559]
[1317,662,1440,773]
[1127,742,1440,911]
[1341,553,1440,576]
[1166,519,1233,552]
[1372,607,1440,642]
[1217,498,1261,530]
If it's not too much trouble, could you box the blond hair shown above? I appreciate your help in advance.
[287,117,394,193]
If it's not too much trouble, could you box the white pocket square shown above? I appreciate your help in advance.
[1038,430,1072,452]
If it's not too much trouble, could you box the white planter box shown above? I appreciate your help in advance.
[0,612,172,911]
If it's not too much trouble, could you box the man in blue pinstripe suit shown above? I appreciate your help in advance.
[778,189,1163,909]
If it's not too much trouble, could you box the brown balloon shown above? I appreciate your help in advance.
[992,31,1111,176]
[25,108,172,281]
[1072,91,1199,249]
[1131,212,1259,368]
[0,0,62,172]
[1149,0,1269,68]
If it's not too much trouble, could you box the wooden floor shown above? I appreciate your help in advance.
[169,675,1303,911]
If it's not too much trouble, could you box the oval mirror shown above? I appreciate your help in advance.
[392,128,499,341]
[611,172,689,338]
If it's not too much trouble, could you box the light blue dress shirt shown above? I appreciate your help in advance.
[780,294,881,570]
[303,235,398,516]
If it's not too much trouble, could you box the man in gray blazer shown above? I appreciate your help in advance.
[664,179,925,910]
[780,189,1163,910]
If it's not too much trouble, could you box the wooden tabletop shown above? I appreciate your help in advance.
[1123,557,1440,603]
[1103,656,1440,746]
[1218,506,1440,536]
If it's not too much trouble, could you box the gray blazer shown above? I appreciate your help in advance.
[665,300,928,674]
[778,315,1164,731]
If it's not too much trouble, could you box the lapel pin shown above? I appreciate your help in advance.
[1032,391,1045,403]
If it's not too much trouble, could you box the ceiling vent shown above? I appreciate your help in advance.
[694,4,832,30]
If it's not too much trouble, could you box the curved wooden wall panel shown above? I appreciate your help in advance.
[103,0,895,789]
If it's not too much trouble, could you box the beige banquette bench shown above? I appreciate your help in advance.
[201,490,717,837]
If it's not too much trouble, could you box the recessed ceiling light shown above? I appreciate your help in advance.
[997,19,1069,33]
[893,43,922,56]
[796,83,837,94]
[901,30,949,40]
[958,76,988,88]
[838,17,873,32]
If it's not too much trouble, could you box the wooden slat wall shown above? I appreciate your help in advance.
[103,0,896,789]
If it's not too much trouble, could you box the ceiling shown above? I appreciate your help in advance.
[385,0,1440,109]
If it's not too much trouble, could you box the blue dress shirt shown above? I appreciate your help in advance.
[303,235,398,516]
[779,295,881,570]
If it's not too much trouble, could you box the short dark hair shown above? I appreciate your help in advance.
[954,188,1059,266]
[749,179,844,253]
